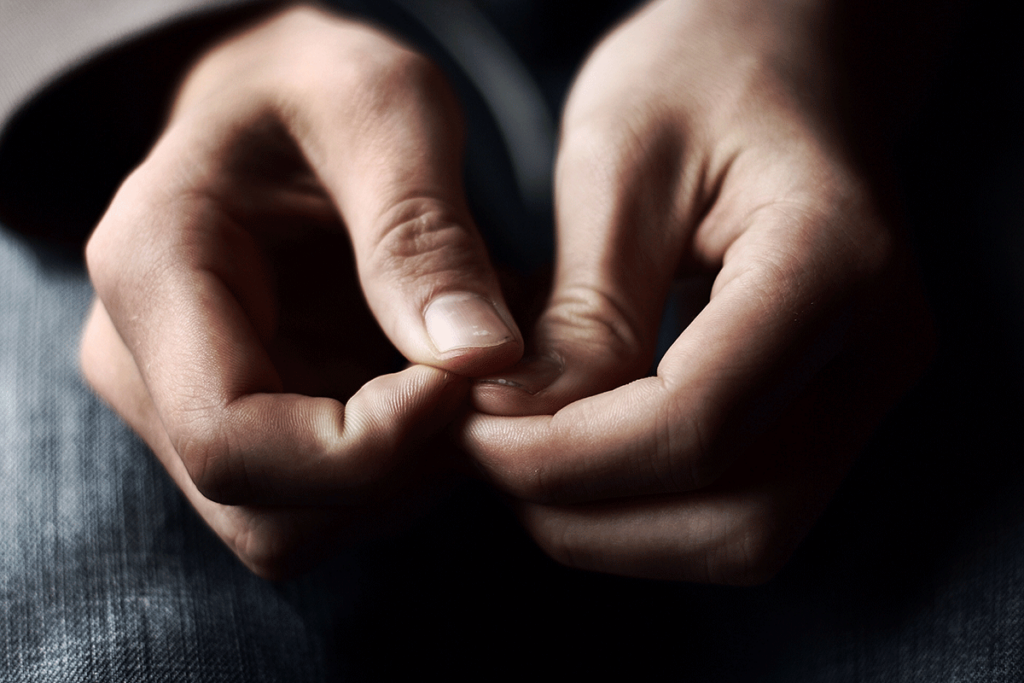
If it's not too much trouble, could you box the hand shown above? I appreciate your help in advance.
[81,6,522,578]
[462,0,934,583]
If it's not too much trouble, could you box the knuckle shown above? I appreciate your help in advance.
[374,46,443,92]
[541,284,649,371]
[83,230,109,284]
[558,105,688,228]
[750,185,895,291]
[276,16,455,129]
[678,420,725,491]
[85,165,171,301]
[344,43,449,118]
[331,401,405,492]
[173,418,248,505]
[84,187,134,290]
[230,521,299,581]
[366,200,485,284]
[340,436,398,492]
[78,316,105,394]
[469,423,567,504]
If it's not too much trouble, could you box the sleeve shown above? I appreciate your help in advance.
[0,0,282,243]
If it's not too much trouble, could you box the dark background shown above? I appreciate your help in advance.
[1,1,1020,679]
[336,2,1024,679]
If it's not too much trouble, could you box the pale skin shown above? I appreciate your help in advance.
[82,6,524,577]
[81,1,933,581]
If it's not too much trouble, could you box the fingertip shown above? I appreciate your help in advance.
[203,364,473,505]
[470,348,644,417]
[366,363,472,433]
[471,354,565,416]
[424,292,514,352]
[421,292,524,376]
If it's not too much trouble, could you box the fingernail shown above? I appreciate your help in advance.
[477,355,562,395]
[424,292,514,354]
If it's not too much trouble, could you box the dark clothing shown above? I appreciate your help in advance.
[2,1,1023,680]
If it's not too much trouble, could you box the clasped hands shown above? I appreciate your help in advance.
[80,2,932,582]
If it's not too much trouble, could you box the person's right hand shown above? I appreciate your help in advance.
[80,5,522,578]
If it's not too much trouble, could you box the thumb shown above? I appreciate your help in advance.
[472,116,684,415]
[282,15,522,376]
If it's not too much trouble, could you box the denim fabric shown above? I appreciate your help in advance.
[2,219,1022,683]
[2,1,1024,681]
[0,230,363,681]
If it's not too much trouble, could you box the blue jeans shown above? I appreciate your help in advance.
[3,1,1024,680]
[4,219,1024,682]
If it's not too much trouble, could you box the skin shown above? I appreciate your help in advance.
[81,6,522,578]
[81,1,934,582]
[462,0,934,583]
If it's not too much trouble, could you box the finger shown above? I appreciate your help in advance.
[267,9,522,376]
[80,297,328,577]
[86,11,497,506]
[515,485,806,585]
[88,160,468,507]
[471,106,691,415]
[509,288,932,584]
[463,150,892,503]
[82,298,439,578]
[509,382,848,585]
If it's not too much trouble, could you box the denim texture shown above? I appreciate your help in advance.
[2,219,1023,683]
[0,232,360,681]
[2,1,1024,680]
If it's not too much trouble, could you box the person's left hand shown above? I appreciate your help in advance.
[460,0,934,583]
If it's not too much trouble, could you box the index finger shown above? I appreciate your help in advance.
[80,299,452,578]
[84,110,467,506]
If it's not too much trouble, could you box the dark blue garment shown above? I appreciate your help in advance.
[3,211,1024,681]
[0,229,361,681]
[2,1,1024,680]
